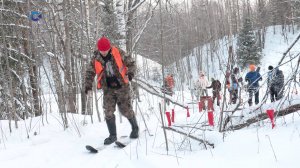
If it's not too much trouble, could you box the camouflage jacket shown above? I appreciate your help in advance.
[85,46,136,90]
[268,68,284,92]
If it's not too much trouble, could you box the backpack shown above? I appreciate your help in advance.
[275,70,284,86]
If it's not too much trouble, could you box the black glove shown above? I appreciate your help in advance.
[127,72,134,81]
[85,85,92,94]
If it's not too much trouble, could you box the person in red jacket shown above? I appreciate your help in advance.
[163,74,175,96]
[85,37,138,145]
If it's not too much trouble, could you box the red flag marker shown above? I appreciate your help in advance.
[208,111,214,126]
[266,109,275,129]
[171,109,175,123]
[186,106,190,118]
[198,101,203,112]
[165,112,172,127]
[207,98,214,111]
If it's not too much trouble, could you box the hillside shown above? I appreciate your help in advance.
[1,26,300,168]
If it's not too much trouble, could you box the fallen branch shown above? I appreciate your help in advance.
[134,78,160,93]
[222,101,242,131]
[226,104,300,131]
[163,126,214,149]
[278,32,300,65]
[136,79,186,108]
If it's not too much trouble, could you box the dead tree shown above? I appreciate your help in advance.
[227,104,300,131]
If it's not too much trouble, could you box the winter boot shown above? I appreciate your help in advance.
[104,116,117,145]
[128,116,139,139]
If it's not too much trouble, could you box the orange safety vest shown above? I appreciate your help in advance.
[94,46,129,89]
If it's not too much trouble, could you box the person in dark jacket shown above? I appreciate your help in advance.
[267,66,277,102]
[245,64,262,106]
[207,78,221,106]
[267,65,284,102]
[276,69,284,99]
[85,37,138,145]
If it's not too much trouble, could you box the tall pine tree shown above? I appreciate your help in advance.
[236,17,262,68]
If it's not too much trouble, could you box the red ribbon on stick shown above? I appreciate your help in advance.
[186,106,190,118]
[198,101,203,112]
[208,111,214,126]
[266,109,275,129]
[171,109,175,123]
[165,112,172,127]
[207,98,214,111]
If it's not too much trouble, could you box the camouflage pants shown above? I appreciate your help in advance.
[103,85,135,120]
[248,87,259,105]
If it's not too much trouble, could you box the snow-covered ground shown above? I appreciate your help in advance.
[1,26,300,168]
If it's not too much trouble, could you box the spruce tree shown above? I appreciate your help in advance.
[236,17,262,68]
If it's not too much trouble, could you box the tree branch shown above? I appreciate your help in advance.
[163,126,215,148]
[135,79,186,108]
[226,104,300,131]
[278,32,300,65]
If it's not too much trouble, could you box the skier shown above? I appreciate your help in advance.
[207,78,221,106]
[245,64,262,106]
[194,71,209,100]
[85,37,139,145]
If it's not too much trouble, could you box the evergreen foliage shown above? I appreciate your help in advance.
[236,17,262,68]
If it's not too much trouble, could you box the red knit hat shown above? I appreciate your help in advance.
[97,37,111,51]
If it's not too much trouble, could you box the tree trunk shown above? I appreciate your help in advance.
[63,0,76,113]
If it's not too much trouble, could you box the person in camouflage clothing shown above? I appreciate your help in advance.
[85,37,138,145]
[267,66,284,102]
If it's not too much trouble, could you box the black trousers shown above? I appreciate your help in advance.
[270,86,278,102]
[230,89,238,104]
[212,90,220,106]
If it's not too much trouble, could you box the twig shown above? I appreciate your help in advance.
[137,102,152,136]
[162,126,214,148]
[138,81,186,108]
[159,103,169,152]
[278,32,300,65]
[266,135,278,162]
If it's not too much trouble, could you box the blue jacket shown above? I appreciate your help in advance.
[245,71,262,88]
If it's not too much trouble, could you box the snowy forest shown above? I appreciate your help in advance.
[1,0,300,168]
